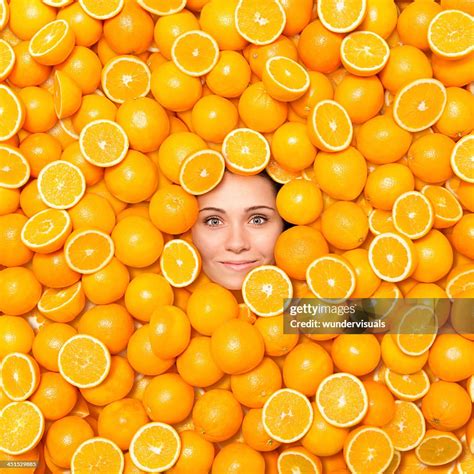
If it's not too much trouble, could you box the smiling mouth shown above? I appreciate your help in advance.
[219,260,258,270]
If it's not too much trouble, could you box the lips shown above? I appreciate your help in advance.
[220,260,258,271]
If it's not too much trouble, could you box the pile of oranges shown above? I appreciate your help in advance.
[0,0,473,472]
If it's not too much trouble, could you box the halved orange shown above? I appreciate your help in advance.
[242,265,293,317]
[368,232,417,283]
[42,0,74,5]
[58,334,111,389]
[78,0,125,20]
[71,437,124,473]
[37,161,86,209]
[451,134,473,183]
[171,30,219,77]
[368,209,396,235]
[21,208,72,254]
[64,229,115,274]
[385,450,401,474]
[428,10,474,59]
[0,353,40,401]
[59,117,79,140]
[222,128,271,175]
[306,255,356,303]
[308,100,353,152]
[28,19,75,66]
[318,0,367,33]
[316,373,369,428]
[392,191,434,240]
[235,0,286,46]
[129,422,181,472]
[262,56,310,102]
[341,31,390,76]
[0,145,30,189]
[37,281,85,323]
[179,149,225,195]
[0,39,15,81]
[384,368,430,401]
[262,388,313,443]
[0,0,8,30]
[137,0,186,15]
[393,79,447,133]
[382,400,425,451]
[53,70,82,119]
[415,430,462,466]
[0,401,44,455]
[101,55,151,104]
[0,85,25,141]
[420,185,463,229]
[159,238,202,288]
[277,447,322,474]
[79,119,129,167]
[343,426,394,473]
[266,158,301,183]
[445,263,474,299]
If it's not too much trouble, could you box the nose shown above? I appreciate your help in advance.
[224,220,251,254]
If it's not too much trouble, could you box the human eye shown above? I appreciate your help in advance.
[250,214,269,225]
[204,216,222,227]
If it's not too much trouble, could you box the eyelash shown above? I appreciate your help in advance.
[204,215,269,226]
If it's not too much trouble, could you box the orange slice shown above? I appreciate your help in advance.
[37,161,86,209]
[43,0,74,5]
[445,263,474,299]
[0,0,8,30]
[266,158,301,183]
[222,128,271,175]
[306,254,356,303]
[428,10,474,59]
[393,79,447,133]
[129,422,181,472]
[21,208,72,254]
[456,438,474,474]
[451,134,474,183]
[384,368,430,401]
[0,39,15,81]
[420,185,463,229]
[71,437,124,473]
[79,119,129,167]
[235,0,286,46]
[159,238,202,288]
[317,0,367,33]
[242,265,293,317]
[0,85,25,141]
[277,447,322,474]
[0,353,40,401]
[308,100,353,152]
[179,149,225,195]
[341,31,390,76]
[415,430,462,466]
[0,145,30,189]
[64,229,115,274]
[171,30,219,77]
[392,191,434,240]
[37,281,85,323]
[368,209,396,235]
[384,450,401,474]
[262,56,310,102]
[343,426,394,473]
[0,401,44,455]
[60,117,80,140]
[137,0,186,15]
[53,70,82,119]
[78,0,125,20]
[101,55,151,104]
[58,334,111,389]
[382,400,425,451]
[262,388,313,443]
[28,19,75,66]
[368,232,417,283]
[316,373,369,428]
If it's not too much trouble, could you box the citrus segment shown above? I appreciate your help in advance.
[392,191,434,240]
[0,353,40,401]
[242,265,293,317]
[79,119,129,167]
[53,70,82,119]
[71,437,124,473]
[179,149,225,195]
[37,281,85,323]
[262,388,313,443]
[421,185,463,229]
[58,334,111,389]
[451,134,474,183]
[415,430,462,466]
[78,0,125,20]
[318,0,367,33]
[384,368,430,401]
[0,39,15,82]
[0,145,30,189]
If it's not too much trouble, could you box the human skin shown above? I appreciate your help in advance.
[191,170,284,291]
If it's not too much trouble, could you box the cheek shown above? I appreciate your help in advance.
[253,224,282,257]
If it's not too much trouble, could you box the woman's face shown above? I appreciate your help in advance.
[191,172,285,290]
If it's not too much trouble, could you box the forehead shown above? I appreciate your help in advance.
[197,172,276,210]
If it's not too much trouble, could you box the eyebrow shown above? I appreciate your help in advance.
[199,206,276,214]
